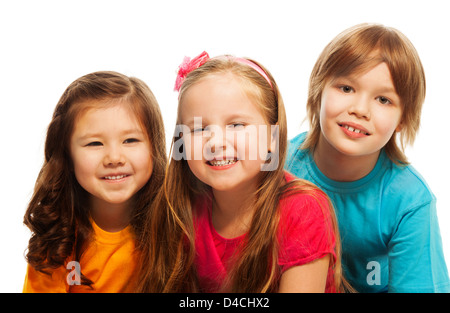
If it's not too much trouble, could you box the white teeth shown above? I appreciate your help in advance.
[209,159,237,166]
[104,175,127,180]
[343,124,368,135]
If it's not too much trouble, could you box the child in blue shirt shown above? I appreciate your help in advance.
[285,23,449,292]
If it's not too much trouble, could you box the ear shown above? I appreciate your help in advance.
[395,121,403,132]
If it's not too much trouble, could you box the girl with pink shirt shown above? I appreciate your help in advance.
[137,52,351,293]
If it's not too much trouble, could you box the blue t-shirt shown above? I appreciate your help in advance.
[285,132,450,292]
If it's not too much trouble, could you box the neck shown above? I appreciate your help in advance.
[314,135,380,182]
[89,197,132,232]
[211,184,256,239]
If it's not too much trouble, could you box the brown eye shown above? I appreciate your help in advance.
[86,141,102,147]
[123,138,140,144]
[340,85,353,93]
[377,96,392,105]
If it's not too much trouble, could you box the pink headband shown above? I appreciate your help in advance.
[227,56,273,89]
[174,51,273,91]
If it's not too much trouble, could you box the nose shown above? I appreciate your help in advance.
[204,125,226,157]
[103,144,126,166]
[349,95,371,120]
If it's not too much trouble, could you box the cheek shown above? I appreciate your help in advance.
[133,147,154,177]
[234,128,270,162]
[71,156,97,191]
[183,135,205,161]
[320,92,341,122]
[372,108,402,136]
[233,131,247,159]
[137,154,153,176]
[71,150,95,177]
[319,103,334,135]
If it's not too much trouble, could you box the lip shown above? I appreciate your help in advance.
[338,122,371,138]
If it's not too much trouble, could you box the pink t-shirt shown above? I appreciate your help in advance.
[193,172,337,292]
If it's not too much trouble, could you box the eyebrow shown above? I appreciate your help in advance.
[376,86,397,95]
[76,129,146,141]
[333,76,398,94]
[182,113,257,127]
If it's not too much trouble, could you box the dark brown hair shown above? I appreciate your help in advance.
[24,71,166,288]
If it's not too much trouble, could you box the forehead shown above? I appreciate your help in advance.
[179,73,267,124]
[75,98,139,119]
[332,61,394,83]
[72,99,148,135]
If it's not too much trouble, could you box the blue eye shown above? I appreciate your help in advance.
[192,125,211,134]
[192,127,205,133]
[228,123,245,130]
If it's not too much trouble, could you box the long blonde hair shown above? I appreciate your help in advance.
[136,57,349,292]
[303,23,426,164]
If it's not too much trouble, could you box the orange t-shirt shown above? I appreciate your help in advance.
[23,220,138,293]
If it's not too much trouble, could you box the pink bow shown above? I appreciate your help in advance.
[174,51,210,91]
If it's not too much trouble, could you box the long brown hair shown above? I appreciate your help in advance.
[136,57,349,292]
[24,71,166,288]
[303,23,426,164]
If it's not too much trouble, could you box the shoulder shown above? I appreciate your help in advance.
[23,263,69,293]
[279,172,332,233]
[280,188,331,226]
[287,132,307,155]
[277,173,336,269]
[288,132,308,146]
[375,158,438,240]
[282,172,329,206]
[286,132,308,168]
[382,160,435,210]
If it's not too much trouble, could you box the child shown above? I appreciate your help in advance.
[285,23,450,292]
[23,71,166,292]
[136,52,350,292]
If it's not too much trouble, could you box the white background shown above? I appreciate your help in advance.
[1,0,448,292]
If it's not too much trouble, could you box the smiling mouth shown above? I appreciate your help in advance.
[103,174,129,180]
[339,123,370,136]
[207,159,237,167]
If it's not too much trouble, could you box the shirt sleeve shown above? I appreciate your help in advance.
[23,264,69,293]
[388,199,450,292]
[277,190,337,273]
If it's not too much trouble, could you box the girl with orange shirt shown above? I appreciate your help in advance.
[23,71,166,292]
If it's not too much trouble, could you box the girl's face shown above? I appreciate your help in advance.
[70,101,153,210]
[180,73,275,193]
[318,62,403,159]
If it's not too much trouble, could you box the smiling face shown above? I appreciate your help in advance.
[70,100,153,210]
[179,73,275,193]
[318,62,403,160]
